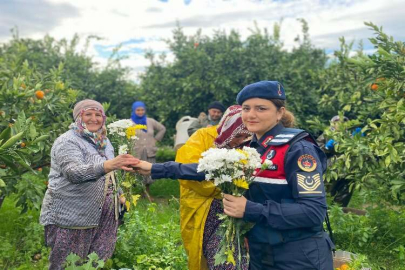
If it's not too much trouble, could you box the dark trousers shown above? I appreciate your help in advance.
[248,235,333,270]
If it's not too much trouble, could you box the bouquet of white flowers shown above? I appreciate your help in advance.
[107,119,147,210]
[197,147,272,268]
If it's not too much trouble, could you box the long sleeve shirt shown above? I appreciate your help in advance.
[40,130,115,228]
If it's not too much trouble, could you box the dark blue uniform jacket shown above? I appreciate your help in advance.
[151,124,329,246]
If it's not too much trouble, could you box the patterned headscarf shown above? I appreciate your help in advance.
[214,105,252,148]
[131,101,147,132]
[70,100,108,156]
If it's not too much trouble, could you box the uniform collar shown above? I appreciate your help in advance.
[250,124,285,153]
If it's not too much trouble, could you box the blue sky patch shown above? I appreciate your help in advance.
[94,39,147,59]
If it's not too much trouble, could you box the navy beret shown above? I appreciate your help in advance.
[236,81,286,105]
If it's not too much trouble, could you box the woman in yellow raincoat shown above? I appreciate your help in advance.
[176,105,252,270]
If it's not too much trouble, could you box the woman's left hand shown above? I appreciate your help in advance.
[223,194,247,218]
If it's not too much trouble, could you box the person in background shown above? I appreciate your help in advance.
[316,115,349,153]
[187,101,225,136]
[317,115,363,207]
[40,99,139,270]
[177,105,252,270]
[130,101,166,201]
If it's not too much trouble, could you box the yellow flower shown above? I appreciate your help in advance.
[126,125,147,139]
[125,200,131,211]
[132,194,141,207]
[126,126,137,139]
[121,181,131,188]
[226,249,236,265]
[233,178,249,189]
[134,124,147,130]
[239,159,248,165]
[236,149,248,165]
[236,149,248,157]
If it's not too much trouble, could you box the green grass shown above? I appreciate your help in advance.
[150,179,180,198]
[0,192,184,269]
[112,198,187,269]
[0,196,49,269]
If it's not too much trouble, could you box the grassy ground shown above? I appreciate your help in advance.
[0,180,181,269]
[2,181,404,269]
[0,196,49,269]
[150,179,180,198]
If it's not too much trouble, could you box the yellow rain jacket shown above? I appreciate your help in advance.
[175,126,222,270]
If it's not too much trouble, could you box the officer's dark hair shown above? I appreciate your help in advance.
[269,99,295,128]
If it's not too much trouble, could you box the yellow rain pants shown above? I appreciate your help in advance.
[175,126,221,270]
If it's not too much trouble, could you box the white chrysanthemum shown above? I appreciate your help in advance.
[118,144,129,155]
[214,174,232,186]
[107,119,134,136]
[197,147,263,187]
[242,147,262,168]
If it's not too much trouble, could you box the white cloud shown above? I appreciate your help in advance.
[0,0,404,80]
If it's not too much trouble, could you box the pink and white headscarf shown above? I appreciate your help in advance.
[70,100,108,155]
[214,105,252,148]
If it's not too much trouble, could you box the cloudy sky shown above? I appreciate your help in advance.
[0,0,404,80]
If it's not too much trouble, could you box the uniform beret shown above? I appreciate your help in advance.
[236,81,286,105]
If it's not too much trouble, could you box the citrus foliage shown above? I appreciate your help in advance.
[0,46,78,210]
[138,20,327,139]
[0,32,136,211]
[320,23,405,203]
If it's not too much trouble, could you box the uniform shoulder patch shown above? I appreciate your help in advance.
[297,154,317,172]
[297,172,323,196]
[261,135,274,147]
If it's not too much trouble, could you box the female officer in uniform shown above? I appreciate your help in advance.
[222,81,334,269]
[134,81,334,270]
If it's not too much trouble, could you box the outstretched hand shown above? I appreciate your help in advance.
[104,154,141,173]
[223,194,247,218]
[132,159,153,176]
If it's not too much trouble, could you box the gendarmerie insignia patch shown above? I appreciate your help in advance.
[297,154,317,172]
[297,173,322,195]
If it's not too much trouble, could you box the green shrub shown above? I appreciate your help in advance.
[64,252,104,270]
[329,205,405,269]
[0,196,49,269]
[156,146,176,163]
[112,200,187,269]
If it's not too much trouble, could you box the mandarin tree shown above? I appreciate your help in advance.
[0,48,78,211]
[319,23,405,203]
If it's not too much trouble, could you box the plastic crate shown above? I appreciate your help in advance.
[333,250,355,268]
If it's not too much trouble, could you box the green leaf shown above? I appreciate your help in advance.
[29,123,37,139]
[0,153,19,172]
[0,127,11,141]
[14,153,33,172]
[0,132,24,149]
[345,156,351,169]
[343,104,351,111]
[385,155,391,167]
[32,134,49,144]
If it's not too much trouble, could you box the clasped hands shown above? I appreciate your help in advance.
[103,154,153,174]
[104,155,247,218]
